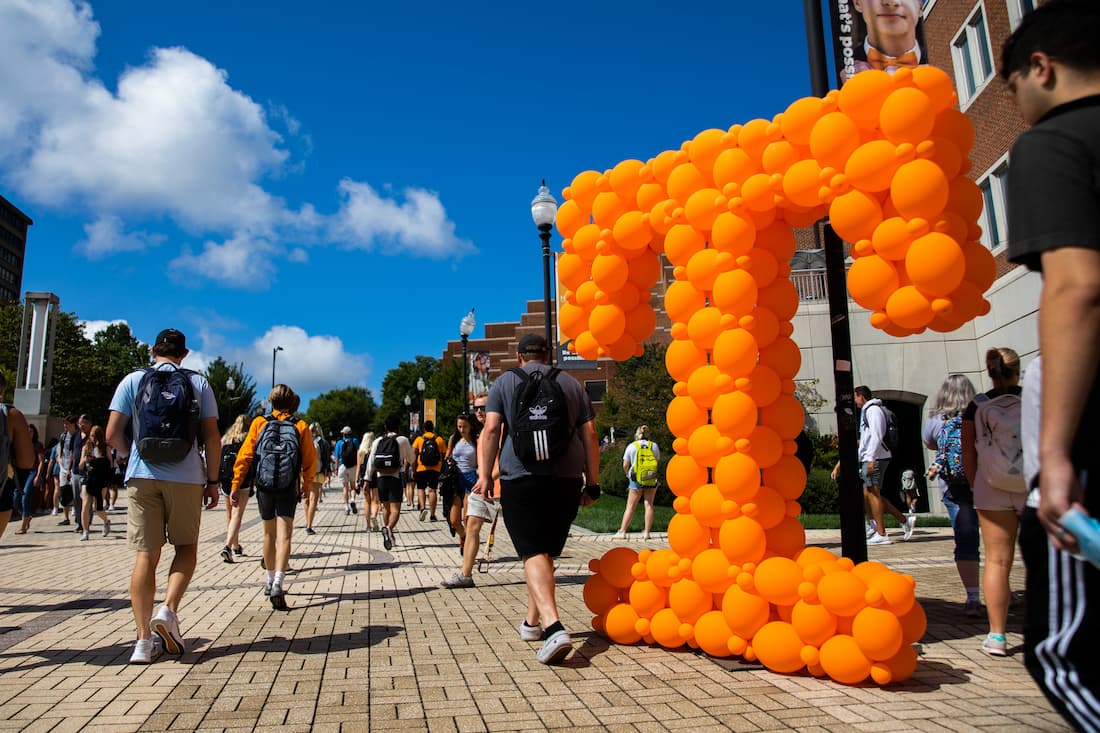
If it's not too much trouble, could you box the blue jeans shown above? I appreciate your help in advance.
[942,489,980,562]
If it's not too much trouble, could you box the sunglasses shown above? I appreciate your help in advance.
[473,405,486,412]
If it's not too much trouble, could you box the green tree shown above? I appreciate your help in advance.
[204,357,260,432]
[376,355,439,434]
[425,355,463,440]
[304,386,377,440]
[597,342,674,450]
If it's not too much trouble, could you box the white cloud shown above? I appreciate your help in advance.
[75,215,164,258]
[239,326,371,397]
[330,179,476,258]
[0,0,473,287]
[79,318,128,339]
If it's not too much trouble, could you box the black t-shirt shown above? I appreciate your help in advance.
[1007,95,1100,506]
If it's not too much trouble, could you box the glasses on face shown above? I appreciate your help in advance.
[473,405,486,412]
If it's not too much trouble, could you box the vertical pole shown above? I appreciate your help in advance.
[461,335,469,414]
[271,348,276,390]
[804,0,830,97]
[539,224,554,366]
[824,223,866,563]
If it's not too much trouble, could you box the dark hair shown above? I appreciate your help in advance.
[151,341,187,359]
[423,420,435,432]
[854,386,873,401]
[269,384,299,412]
[1000,0,1100,79]
[384,415,400,432]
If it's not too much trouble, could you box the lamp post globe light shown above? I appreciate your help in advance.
[271,345,284,389]
[459,309,476,413]
[416,377,426,426]
[530,180,558,364]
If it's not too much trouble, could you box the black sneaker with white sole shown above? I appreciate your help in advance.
[381,526,393,550]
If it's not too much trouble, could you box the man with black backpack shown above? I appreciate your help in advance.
[412,420,445,522]
[473,334,600,665]
[855,386,913,545]
[335,427,359,516]
[230,384,316,611]
[106,329,221,664]
[365,416,414,551]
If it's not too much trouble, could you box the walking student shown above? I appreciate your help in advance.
[412,420,446,522]
[106,328,221,664]
[615,425,661,540]
[231,385,317,611]
[365,416,413,551]
[219,415,251,562]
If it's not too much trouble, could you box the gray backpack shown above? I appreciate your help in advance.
[253,415,301,493]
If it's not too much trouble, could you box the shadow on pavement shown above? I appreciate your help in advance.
[192,625,403,663]
[919,597,1025,642]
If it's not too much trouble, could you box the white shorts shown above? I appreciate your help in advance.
[338,464,356,486]
[466,491,497,521]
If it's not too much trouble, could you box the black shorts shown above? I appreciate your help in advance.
[59,484,74,507]
[0,478,13,512]
[415,470,440,491]
[376,475,402,504]
[255,489,298,520]
[500,475,582,558]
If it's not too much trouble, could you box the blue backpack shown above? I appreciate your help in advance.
[936,414,964,481]
[134,366,201,463]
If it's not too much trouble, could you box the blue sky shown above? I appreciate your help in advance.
[3,0,819,406]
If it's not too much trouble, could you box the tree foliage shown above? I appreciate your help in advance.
[597,342,674,450]
[425,355,463,439]
[304,386,377,440]
[204,357,260,432]
[375,355,439,434]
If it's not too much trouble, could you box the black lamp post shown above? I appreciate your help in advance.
[459,309,476,413]
[531,180,558,364]
[417,377,426,427]
[404,394,412,433]
[271,346,284,390]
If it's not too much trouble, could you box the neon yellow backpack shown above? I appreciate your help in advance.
[633,440,659,488]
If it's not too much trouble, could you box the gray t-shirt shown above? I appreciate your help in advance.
[486,362,594,480]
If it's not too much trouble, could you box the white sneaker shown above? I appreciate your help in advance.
[151,606,185,655]
[50,508,59,516]
[518,620,542,641]
[867,533,893,546]
[903,514,916,541]
[129,638,162,664]
[102,519,111,537]
[865,520,877,539]
[537,629,573,664]
[79,531,89,541]
[612,531,627,540]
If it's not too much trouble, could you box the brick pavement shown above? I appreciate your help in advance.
[0,489,1072,732]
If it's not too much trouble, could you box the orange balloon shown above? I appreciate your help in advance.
[817,571,868,617]
[792,600,838,646]
[669,578,713,624]
[715,452,761,503]
[809,111,861,170]
[650,608,688,649]
[718,516,767,565]
[743,248,780,288]
[666,454,707,499]
[710,211,757,257]
[898,601,927,645]
[664,280,706,324]
[754,557,803,606]
[558,302,588,340]
[591,253,629,294]
[689,128,730,173]
[711,390,757,438]
[668,511,712,556]
[819,634,872,684]
[890,159,949,220]
[665,338,708,382]
[722,584,771,639]
[880,87,935,145]
[687,424,734,467]
[664,224,707,267]
[687,307,727,351]
[567,170,602,210]
[837,69,894,129]
[868,571,916,615]
[829,189,883,243]
[556,199,588,239]
[744,363,782,407]
[604,602,643,644]
[761,393,806,439]
[572,223,602,262]
[759,337,802,380]
[780,96,826,145]
[737,118,774,161]
[558,252,589,291]
[885,285,932,330]
[609,159,646,204]
[686,248,731,292]
[592,191,628,229]
[692,548,734,594]
[712,147,759,189]
[684,187,727,230]
[758,279,799,322]
[765,515,807,558]
[912,65,957,114]
[667,395,708,438]
[583,574,622,616]
[764,455,808,501]
[712,328,759,378]
[844,140,903,192]
[752,621,806,674]
[962,242,996,291]
[636,182,666,212]
[627,249,662,290]
[932,108,976,153]
[847,255,899,312]
[572,330,600,360]
[740,173,778,212]
[712,269,759,317]
[629,580,670,619]
[690,483,735,527]
[612,210,653,252]
[877,643,919,683]
[905,232,965,297]
[747,425,784,468]
[920,136,964,179]
[667,162,711,205]
[947,176,983,222]
[852,607,903,661]
[762,140,800,174]
[589,304,627,345]
[694,610,735,658]
[871,217,914,261]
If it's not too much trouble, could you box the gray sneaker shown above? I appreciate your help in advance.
[440,571,475,589]
[129,638,162,664]
[537,629,573,664]
[518,620,542,641]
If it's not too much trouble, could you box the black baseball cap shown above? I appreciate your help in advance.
[518,333,548,354]
[155,329,187,349]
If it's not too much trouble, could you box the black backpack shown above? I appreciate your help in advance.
[340,438,358,468]
[253,416,301,493]
[881,404,900,453]
[373,433,402,471]
[419,433,441,466]
[133,366,201,463]
[219,441,242,488]
[508,367,573,471]
[316,437,331,471]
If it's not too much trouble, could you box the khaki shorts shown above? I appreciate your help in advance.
[127,478,204,552]
[466,491,497,521]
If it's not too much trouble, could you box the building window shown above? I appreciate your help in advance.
[1007,0,1035,30]
[585,380,607,403]
[952,4,995,105]
[977,156,1010,251]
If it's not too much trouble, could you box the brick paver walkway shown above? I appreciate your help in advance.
[0,490,1071,732]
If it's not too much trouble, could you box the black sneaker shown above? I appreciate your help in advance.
[260,558,266,570]
[220,546,234,563]
[233,545,245,557]
[430,516,438,522]
[382,526,393,551]
[270,585,289,611]
[350,502,358,514]
[57,519,70,526]
[305,527,316,536]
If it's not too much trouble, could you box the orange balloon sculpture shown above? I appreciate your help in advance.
[578,67,988,684]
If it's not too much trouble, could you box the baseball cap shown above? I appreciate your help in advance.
[518,333,548,354]
[341,426,352,434]
[154,329,186,349]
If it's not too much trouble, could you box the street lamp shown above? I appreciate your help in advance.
[416,377,426,427]
[531,179,558,364]
[460,309,476,413]
[271,345,284,389]
[404,394,412,433]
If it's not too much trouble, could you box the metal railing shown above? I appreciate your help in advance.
[791,268,828,301]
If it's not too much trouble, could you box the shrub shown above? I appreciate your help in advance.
[800,468,839,515]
